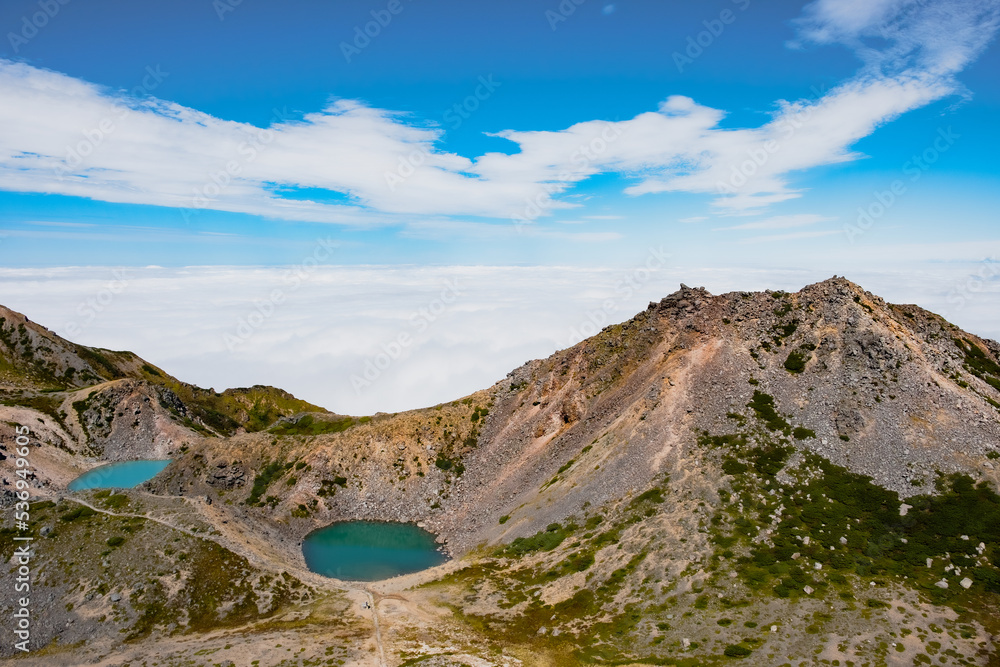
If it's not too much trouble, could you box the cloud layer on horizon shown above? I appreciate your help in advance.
[1,259,997,414]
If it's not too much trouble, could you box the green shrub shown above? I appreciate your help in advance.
[722,458,749,475]
[59,506,96,522]
[106,536,125,547]
[747,391,789,431]
[724,644,752,657]
[498,515,510,524]
[748,445,792,476]
[558,459,576,474]
[792,427,816,440]
[435,455,464,475]
[317,476,348,497]
[247,461,286,505]
[632,488,666,504]
[504,523,572,556]
[784,351,808,374]
[564,551,595,572]
[103,494,129,510]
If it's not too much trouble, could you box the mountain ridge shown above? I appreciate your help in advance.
[2,276,1000,665]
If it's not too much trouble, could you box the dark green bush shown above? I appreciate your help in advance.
[747,391,789,431]
[784,351,808,373]
[724,644,752,657]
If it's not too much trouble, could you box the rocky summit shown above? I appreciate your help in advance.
[2,277,1000,666]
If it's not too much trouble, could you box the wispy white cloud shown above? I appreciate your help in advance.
[716,214,836,231]
[25,220,96,228]
[792,0,1000,77]
[0,0,995,223]
[397,219,622,242]
[738,230,842,244]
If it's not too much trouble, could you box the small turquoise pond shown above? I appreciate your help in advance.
[302,521,448,581]
[68,460,172,491]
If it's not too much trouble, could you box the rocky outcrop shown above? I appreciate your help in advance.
[68,379,198,461]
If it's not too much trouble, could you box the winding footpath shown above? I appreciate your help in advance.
[63,496,391,666]
[365,590,388,667]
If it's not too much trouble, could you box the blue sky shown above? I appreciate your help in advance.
[0,0,998,270]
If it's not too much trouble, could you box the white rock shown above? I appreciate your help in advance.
[770,625,778,633]
[803,536,811,546]
[960,577,973,589]
[840,536,848,545]
[935,580,949,589]
[961,535,970,541]
[814,562,823,570]
[926,558,933,568]
[682,638,691,648]
[804,586,814,595]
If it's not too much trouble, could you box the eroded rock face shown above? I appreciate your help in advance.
[71,380,197,461]
[206,461,247,488]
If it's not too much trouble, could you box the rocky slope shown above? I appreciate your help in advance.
[150,277,1000,558]
[2,276,1000,666]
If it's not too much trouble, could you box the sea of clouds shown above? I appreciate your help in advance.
[1,261,997,414]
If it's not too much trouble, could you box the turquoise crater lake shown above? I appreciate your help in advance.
[67,460,172,491]
[302,521,449,581]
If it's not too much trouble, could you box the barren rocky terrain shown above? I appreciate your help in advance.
[2,277,999,665]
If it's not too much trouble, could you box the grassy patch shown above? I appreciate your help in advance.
[503,522,575,557]
[747,391,790,432]
[317,476,348,497]
[792,426,816,440]
[268,414,355,436]
[247,460,289,506]
[784,350,808,374]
